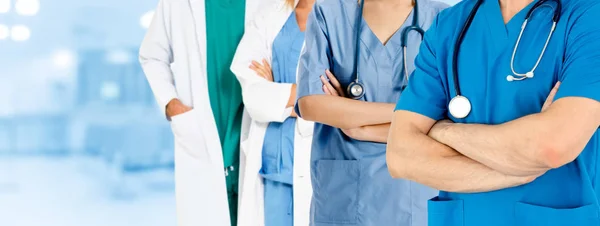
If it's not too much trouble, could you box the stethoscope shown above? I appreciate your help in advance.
[448,0,562,119]
[347,0,424,99]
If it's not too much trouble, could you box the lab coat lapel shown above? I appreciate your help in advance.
[188,0,224,165]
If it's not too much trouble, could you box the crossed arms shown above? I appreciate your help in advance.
[387,85,600,193]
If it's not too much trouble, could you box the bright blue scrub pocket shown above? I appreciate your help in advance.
[313,160,360,224]
[515,202,600,226]
[427,197,464,226]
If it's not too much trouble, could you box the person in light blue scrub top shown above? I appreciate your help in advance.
[389,0,600,225]
[260,11,306,226]
[295,0,447,225]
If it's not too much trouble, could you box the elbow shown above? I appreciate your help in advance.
[297,96,317,121]
[536,142,577,169]
[386,138,411,180]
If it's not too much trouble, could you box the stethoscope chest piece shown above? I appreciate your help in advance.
[347,81,365,99]
[449,95,471,119]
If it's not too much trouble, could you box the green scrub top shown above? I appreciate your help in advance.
[205,0,245,225]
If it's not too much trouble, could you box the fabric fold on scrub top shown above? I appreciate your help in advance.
[395,0,600,225]
[260,12,305,226]
[295,0,447,225]
[205,0,246,225]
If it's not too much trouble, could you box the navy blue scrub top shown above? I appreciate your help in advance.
[396,0,600,225]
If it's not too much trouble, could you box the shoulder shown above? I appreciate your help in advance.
[561,0,600,22]
[422,0,477,38]
[421,0,450,15]
[246,0,290,23]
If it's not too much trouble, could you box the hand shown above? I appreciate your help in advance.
[249,59,273,82]
[166,99,192,118]
[541,82,561,112]
[320,70,345,97]
[428,119,453,141]
[341,126,365,140]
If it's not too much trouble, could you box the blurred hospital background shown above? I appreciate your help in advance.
[0,0,459,226]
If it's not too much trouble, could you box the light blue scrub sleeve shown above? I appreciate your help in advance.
[554,5,600,103]
[395,16,448,121]
[295,5,330,117]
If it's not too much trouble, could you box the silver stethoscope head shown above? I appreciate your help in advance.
[449,0,561,119]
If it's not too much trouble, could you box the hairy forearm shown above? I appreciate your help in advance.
[430,117,550,176]
[298,95,395,129]
[388,130,536,193]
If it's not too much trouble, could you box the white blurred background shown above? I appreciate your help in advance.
[0,0,459,225]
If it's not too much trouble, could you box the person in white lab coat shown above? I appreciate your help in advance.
[139,0,262,225]
[230,0,314,225]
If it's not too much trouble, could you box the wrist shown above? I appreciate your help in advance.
[429,120,453,142]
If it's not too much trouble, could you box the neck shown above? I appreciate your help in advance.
[499,0,534,13]
[297,0,315,7]
[365,0,413,6]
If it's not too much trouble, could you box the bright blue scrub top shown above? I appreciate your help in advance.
[396,0,600,225]
[260,12,305,226]
[296,0,446,225]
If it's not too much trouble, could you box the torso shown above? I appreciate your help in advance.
[428,0,600,225]
[307,0,447,225]
[363,0,414,44]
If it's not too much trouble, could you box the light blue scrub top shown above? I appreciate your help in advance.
[260,12,305,226]
[296,0,446,225]
[396,0,600,225]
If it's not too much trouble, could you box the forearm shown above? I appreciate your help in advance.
[430,117,550,176]
[388,130,535,193]
[359,123,391,143]
[298,95,395,129]
[288,84,297,118]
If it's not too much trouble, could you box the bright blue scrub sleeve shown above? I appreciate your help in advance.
[394,16,448,121]
[554,5,600,103]
[295,5,330,117]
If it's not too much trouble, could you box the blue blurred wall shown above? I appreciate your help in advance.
[0,1,176,225]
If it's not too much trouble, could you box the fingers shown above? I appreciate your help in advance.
[325,70,344,96]
[320,75,339,96]
[541,82,561,112]
[322,84,332,95]
[263,59,271,71]
[250,60,268,79]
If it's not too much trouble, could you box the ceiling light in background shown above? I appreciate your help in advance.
[53,50,76,69]
[140,11,154,29]
[0,24,9,40]
[0,0,10,14]
[10,25,30,42]
[15,0,39,16]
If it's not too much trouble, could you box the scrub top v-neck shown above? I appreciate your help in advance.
[261,12,305,226]
[205,0,246,225]
[396,0,600,225]
[296,0,447,225]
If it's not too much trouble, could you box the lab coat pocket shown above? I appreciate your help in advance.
[170,109,208,160]
[427,197,464,226]
[515,202,600,226]
[313,159,360,224]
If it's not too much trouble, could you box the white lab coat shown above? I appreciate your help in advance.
[231,1,314,226]
[139,0,261,225]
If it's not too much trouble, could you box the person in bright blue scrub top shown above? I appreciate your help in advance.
[231,0,316,225]
[388,0,600,225]
[295,0,447,225]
